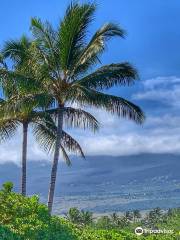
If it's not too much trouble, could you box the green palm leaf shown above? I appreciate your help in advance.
[71,23,125,77]
[47,107,99,131]
[0,68,44,98]
[70,87,145,124]
[76,62,138,90]
[1,36,31,67]
[0,118,19,143]
[31,18,56,49]
[58,1,96,71]
[60,146,72,166]
[0,54,7,69]
[61,130,85,159]
[63,107,99,131]
[33,117,85,164]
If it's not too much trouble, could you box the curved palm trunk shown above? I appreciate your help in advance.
[21,122,28,196]
[47,106,64,214]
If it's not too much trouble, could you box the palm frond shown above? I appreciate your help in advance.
[0,68,45,100]
[0,93,52,119]
[16,93,53,110]
[58,1,96,72]
[71,23,125,77]
[0,68,16,98]
[76,62,138,90]
[0,98,5,105]
[61,130,85,158]
[31,18,56,51]
[0,54,7,69]
[32,115,85,160]
[1,36,31,66]
[61,146,72,166]
[70,87,145,124]
[64,107,99,131]
[32,119,55,153]
[0,118,19,143]
[47,107,99,131]
[31,18,62,78]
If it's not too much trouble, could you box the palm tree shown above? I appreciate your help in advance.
[124,211,133,222]
[30,2,145,214]
[0,87,93,196]
[0,36,98,196]
[80,210,93,226]
[66,208,93,226]
[66,208,81,225]
[133,209,141,223]
[110,213,121,227]
[145,208,163,227]
[96,216,112,230]
[0,89,98,198]
[0,36,50,196]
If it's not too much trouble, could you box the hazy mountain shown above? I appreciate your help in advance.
[0,154,179,214]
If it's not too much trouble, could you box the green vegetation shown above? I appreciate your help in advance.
[0,183,179,240]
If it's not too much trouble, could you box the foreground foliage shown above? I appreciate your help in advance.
[0,183,179,240]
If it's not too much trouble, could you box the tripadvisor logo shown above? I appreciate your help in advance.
[135,227,143,236]
[135,227,174,235]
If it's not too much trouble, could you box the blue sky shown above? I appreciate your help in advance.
[1,0,180,78]
[0,0,180,163]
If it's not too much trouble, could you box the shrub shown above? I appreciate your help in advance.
[0,183,77,240]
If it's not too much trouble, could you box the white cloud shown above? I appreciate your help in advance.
[0,129,50,165]
[142,76,180,89]
[79,133,180,156]
[76,111,180,156]
[133,76,180,108]
[1,76,180,163]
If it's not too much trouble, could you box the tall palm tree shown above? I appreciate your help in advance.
[0,36,98,196]
[0,72,97,195]
[0,36,50,196]
[124,211,133,222]
[110,213,121,227]
[30,2,145,214]
[0,96,89,195]
[133,209,141,223]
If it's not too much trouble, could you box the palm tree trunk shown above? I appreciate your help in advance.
[21,122,28,196]
[47,105,64,214]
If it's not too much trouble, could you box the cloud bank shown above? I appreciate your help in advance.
[0,76,180,164]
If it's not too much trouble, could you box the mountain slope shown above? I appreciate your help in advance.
[0,154,179,214]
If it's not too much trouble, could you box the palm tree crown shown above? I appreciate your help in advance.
[30,3,144,122]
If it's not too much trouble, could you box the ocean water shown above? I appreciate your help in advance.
[53,176,180,215]
[51,154,180,214]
